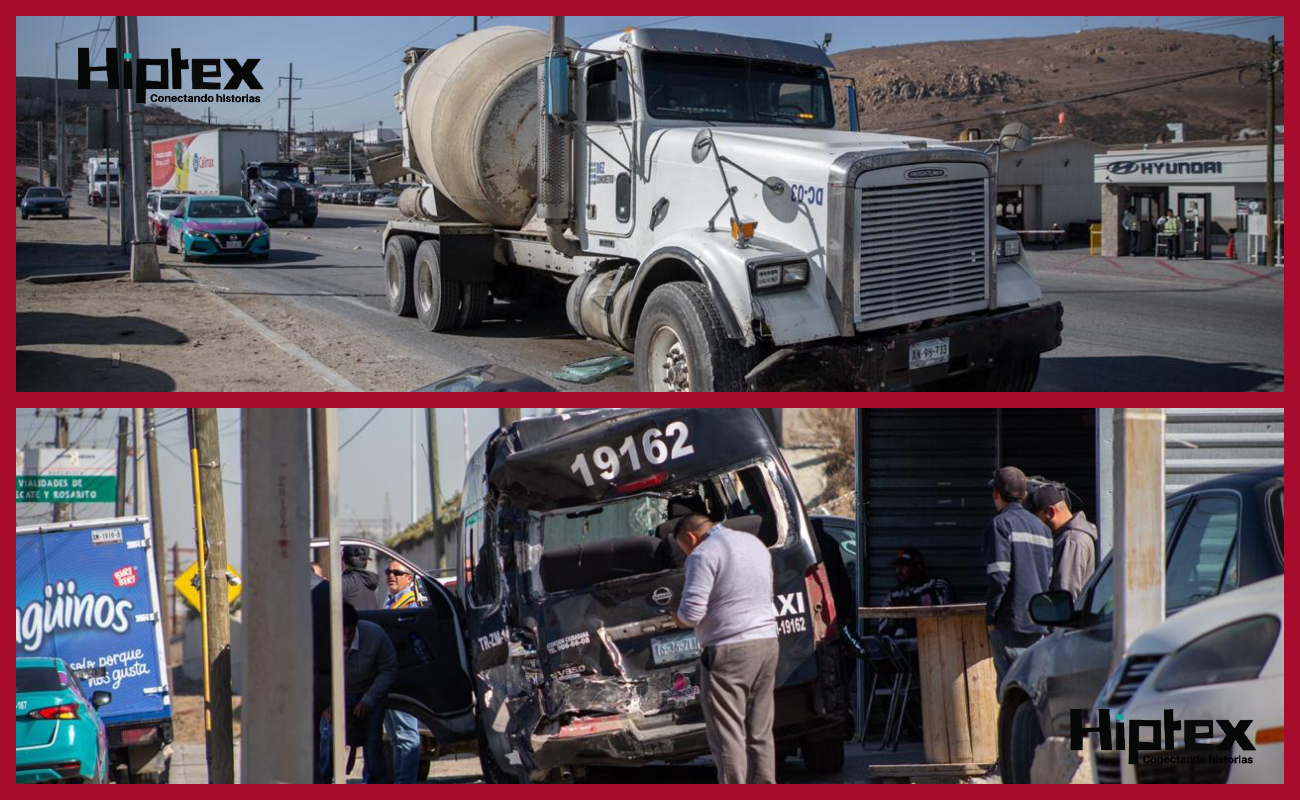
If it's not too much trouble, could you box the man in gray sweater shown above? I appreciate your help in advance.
[673,514,778,784]
[1029,484,1099,601]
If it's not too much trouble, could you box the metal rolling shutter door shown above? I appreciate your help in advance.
[1165,408,1284,494]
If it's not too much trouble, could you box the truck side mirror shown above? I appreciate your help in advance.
[1029,590,1077,627]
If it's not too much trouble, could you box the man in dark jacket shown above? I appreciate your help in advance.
[878,548,953,639]
[983,467,1053,685]
[1029,484,1099,602]
[341,545,380,611]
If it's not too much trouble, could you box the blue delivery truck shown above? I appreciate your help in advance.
[16,516,173,782]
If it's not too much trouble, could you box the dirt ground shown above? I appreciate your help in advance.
[169,688,242,744]
[15,205,335,392]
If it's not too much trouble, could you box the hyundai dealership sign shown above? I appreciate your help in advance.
[1095,144,1283,185]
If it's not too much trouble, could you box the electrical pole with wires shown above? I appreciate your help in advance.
[53,409,71,522]
[1266,35,1278,267]
[279,64,303,159]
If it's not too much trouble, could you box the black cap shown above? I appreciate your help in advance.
[1029,484,1067,512]
[894,547,924,566]
[341,545,369,568]
[989,466,1028,499]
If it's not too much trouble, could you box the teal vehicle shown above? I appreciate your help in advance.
[16,657,112,783]
[167,195,271,262]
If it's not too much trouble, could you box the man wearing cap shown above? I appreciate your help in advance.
[878,548,953,639]
[984,467,1053,684]
[1029,484,1099,602]
[341,545,381,611]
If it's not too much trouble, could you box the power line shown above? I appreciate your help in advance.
[309,17,459,88]
[340,409,384,451]
[571,16,695,42]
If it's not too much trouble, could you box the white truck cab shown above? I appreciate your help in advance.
[383,24,1063,391]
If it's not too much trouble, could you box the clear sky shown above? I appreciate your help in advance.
[16,16,1282,131]
[14,408,568,572]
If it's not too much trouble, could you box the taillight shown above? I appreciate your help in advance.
[805,563,838,644]
[29,703,79,720]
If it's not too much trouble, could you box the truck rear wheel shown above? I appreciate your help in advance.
[414,240,462,332]
[634,282,750,392]
[457,282,490,329]
[385,235,418,317]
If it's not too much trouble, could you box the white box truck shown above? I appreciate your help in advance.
[379,23,1064,392]
[85,157,119,207]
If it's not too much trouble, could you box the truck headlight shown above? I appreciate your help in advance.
[749,258,811,294]
[1154,616,1279,692]
[997,236,1023,263]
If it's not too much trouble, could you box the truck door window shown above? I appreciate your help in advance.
[1166,495,1240,612]
[585,58,631,123]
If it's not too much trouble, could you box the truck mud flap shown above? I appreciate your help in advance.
[438,227,495,284]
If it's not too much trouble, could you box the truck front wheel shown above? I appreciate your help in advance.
[634,282,750,392]
[385,235,418,317]
[413,240,462,332]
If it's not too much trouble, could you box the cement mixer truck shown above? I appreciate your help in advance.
[380,22,1064,391]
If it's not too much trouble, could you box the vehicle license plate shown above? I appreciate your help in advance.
[223,237,243,249]
[651,631,701,666]
[909,337,950,370]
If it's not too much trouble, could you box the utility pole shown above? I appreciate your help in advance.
[279,64,303,160]
[188,409,234,783]
[242,409,312,784]
[115,416,129,517]
[499,408,521,427]
[125,17,159,280]
[1111,409,1166,671]
[311,409,347,784]
[54,409,71,522]
[1266,35,1277,268]
[424,409,443,569]
[133,408,145,515]
[411,408,418,525]
[115,18,130,255]
[37,121,43,183]
[473,16,479,31]
[144,409,171,656]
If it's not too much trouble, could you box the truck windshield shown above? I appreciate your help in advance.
[258,164,298,181]
[642,52,834,128]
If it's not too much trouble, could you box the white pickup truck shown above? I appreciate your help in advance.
[381,22,1063,391]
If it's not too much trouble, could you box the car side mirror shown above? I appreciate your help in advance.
[91,691,112,708]
[1029,590,1078,627]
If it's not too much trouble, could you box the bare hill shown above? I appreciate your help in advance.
[832,27,1275,144]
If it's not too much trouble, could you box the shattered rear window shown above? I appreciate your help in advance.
[541,497,669,552]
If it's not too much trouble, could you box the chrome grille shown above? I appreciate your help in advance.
[856,178,989,327]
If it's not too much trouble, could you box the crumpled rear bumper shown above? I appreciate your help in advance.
[747,301,1064,391]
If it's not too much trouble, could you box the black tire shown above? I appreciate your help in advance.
[417,758,431,784]
[633,282,751,392]
[21,213,28,220]
[302,215,317,228]
[801,738,846,775]
[255,253,269,261]
[475,723,519,784]
[1006,701,1045,784]
[413,240,462,332]
[167,242,178,254]
[181,251,192,263]
[62,211,69,219]
[457,282,490,329]
[385,235,418,317]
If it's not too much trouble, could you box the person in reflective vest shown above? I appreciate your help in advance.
[1156,208,1183,260]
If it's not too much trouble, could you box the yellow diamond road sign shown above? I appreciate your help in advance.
[175,561,242,611]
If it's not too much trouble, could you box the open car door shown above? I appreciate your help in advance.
[310,538,475,747]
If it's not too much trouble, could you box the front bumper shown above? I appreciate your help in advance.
[184,232,271,258]
[748,302,1064,391]
[22,205,68,216]
[255,207,316,223]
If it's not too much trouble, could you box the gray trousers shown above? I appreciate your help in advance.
[699,637,779,784]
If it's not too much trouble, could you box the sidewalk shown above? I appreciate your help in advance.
[1026,247,1284,288]
[170,743,242,784]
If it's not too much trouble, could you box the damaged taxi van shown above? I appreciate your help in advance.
[445,408,852,782]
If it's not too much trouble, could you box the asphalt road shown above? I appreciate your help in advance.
[172,203,1283,392]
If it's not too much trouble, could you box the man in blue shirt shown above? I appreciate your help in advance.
[983,467,1053,686]
[673,514,778,784]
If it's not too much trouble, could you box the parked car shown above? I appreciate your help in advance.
[997,466,1284,783]
[374,191,400,208]
[359,187,384,206]
[146,192,188,243]
[18,176,39,206]
[167,196,271,262]
[1085,574,1283,783]
[20,187,70,220]
[16,657,112,783]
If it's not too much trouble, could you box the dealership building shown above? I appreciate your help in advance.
[1094,139,1284,259]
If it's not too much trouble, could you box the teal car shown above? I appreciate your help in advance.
[167,195,271,262]
[16,657,112,783]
